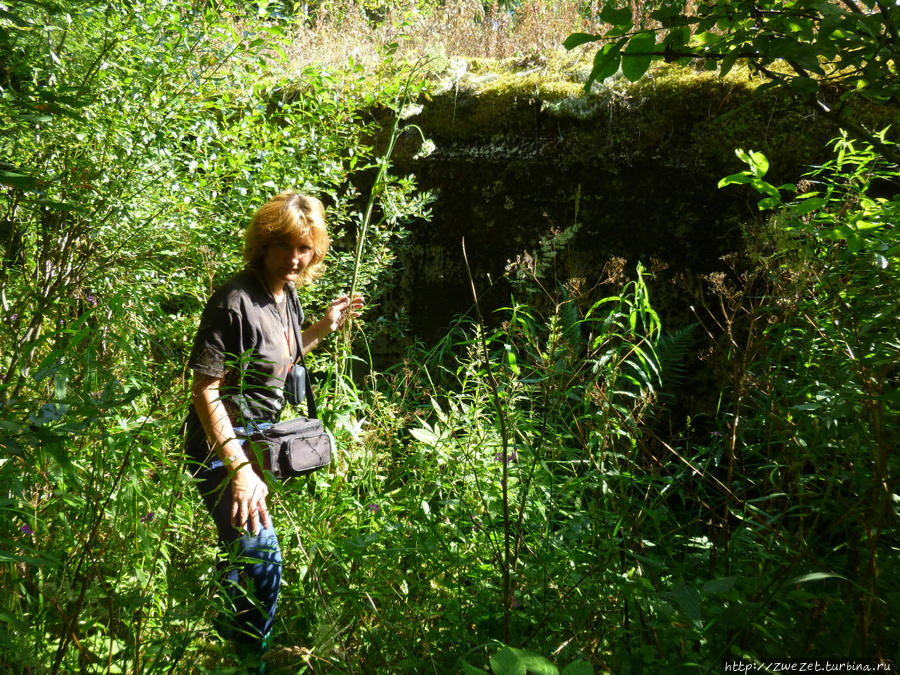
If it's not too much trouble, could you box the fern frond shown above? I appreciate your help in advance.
[655,323,698,398]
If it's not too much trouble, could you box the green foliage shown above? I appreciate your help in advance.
[268,255,666,671]
[567,0,900,160]
[0,1,428,671]
[462,642,594,674]
[1,0,897,671]
[708,132,899,657]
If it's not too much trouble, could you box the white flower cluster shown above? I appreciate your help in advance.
[414,139,436,159]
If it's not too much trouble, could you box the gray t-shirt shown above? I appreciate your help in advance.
[184,270,304,460]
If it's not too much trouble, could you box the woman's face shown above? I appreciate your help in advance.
[262,233,315,289]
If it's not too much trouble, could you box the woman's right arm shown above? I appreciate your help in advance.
[191,372,270,535]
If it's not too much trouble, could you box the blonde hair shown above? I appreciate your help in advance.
[243,191,330,284]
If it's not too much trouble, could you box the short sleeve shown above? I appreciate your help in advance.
[188,305,245,378]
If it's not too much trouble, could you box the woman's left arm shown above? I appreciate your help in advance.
[301,293,364,355]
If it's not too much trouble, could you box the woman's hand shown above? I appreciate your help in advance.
[301,293,365,355]
[230,464,270,536]
[322,293,364,333]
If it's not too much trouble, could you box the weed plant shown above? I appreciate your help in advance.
[267,249,665,671]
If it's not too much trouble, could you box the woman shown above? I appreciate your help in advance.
[183,190,361,658]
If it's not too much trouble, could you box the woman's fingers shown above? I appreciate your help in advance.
[348,293,364,310]
[238,495,267,535]
[235,498,249,531]
[335,294,364,317]
[321,294,366,333]
[255,480,270,531]
[231,470,269,535]
[332,294,364,309]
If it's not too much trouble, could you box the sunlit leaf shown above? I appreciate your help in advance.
[564,32,601,50]
[491,646,526,675]
[622,31,656,82]
[790,572,848,585]
[586,42,622,90]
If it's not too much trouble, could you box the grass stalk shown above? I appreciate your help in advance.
[462,237,513,644]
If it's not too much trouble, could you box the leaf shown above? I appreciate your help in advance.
[491,646,526,675]
[600,4,633,27]
[790,572,848,585]
[751,179,781,201]
[673,582,702,622]
[793,46,826,74]
[410,426,438,445]
[462,662,490,675]
[0,169,37,190]
[808,0,846,17]
[757,196,782,210]
[650,5,682,25]
[720,51,739,78]
[429,396,447,424]
[692,30,725,48]
[486,646,559,675]
[564,33,601,50]
[519,651,559,675]
[561,661,594,675]
[586,43,622,89]
[718,172,752,188]
[622,31,656,82]
[790,197,826,215]
[504,344,519,375]
[747,151,769,178]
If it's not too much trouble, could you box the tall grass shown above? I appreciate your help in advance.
[285,0,604,72]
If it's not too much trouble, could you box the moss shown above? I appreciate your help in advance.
[477,70,584,100]
[378,55,893,343]
[404,57,893,190]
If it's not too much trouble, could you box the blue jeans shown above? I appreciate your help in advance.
[195,451,282,647]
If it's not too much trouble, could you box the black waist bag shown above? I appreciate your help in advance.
[249,417,331,480]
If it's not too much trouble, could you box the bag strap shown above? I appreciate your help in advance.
[286,284,319,420]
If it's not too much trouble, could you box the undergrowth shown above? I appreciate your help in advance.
[1,1,897,673]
